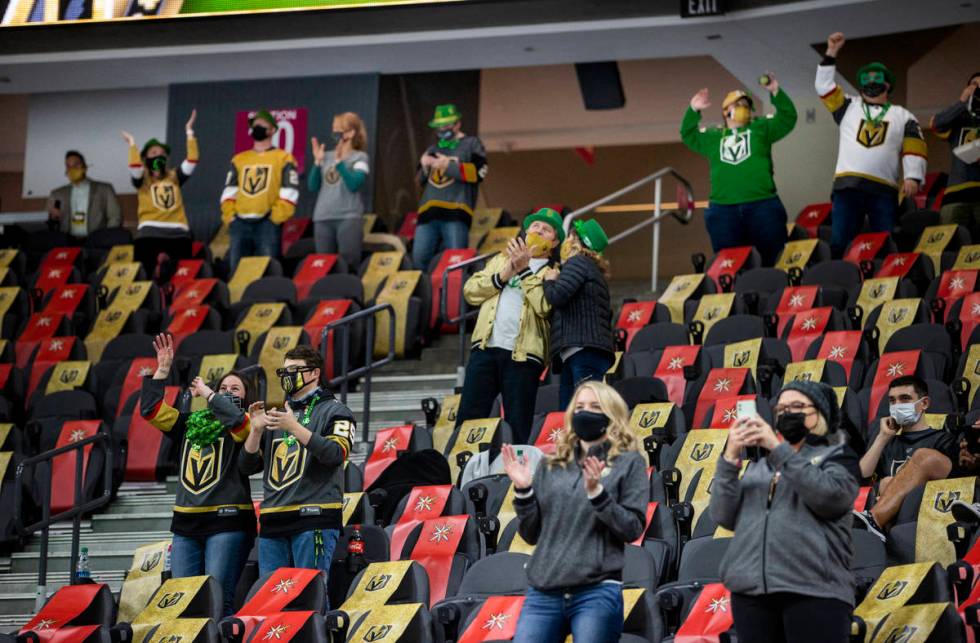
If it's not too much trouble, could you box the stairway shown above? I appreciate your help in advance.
[0,336,462,628]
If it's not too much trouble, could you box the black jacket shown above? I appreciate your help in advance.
[542,254,615,365]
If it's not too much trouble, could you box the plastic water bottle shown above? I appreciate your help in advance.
[164,544,172,574]
[77,547,91,580]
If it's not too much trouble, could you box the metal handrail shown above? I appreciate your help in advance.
[439,167,696,384]
[14,431,113,611]
[320,302,396,445]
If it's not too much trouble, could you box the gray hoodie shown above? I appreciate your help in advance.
[710,441,859,606]
[513,446,648,591]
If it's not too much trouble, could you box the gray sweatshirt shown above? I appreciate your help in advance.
[513,447,648,591]
[310,150,369,221]
[710,441,859,606]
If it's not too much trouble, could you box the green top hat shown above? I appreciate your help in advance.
[573,218,609,254]
[140,138,170,158]
[249,110,278,129]
[429,104,461,128]
[856,62,896,89]
[523,207,565,242]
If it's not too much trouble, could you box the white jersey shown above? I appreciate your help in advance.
[815,62,926,193]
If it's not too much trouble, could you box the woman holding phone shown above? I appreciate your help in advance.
[503,381,648,642]
[710,380,858,643]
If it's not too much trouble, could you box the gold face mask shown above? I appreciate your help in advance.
[525,232,553,258]
[560,238,579,263]
[67,167,86,183]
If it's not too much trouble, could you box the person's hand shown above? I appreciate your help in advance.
[184,109,197,133]
[433,154,452,172]
[762,71,779,94]
[878,416,899,441]
[152,333,174,378]
[690,88,711,111]
[542,267,559,281]
[419,153,434,169]
[826,32,845,57]
[736,416,781,451]
[121,130,136,147]
[189,376,213,399]
[507,237,531,273]
[724,420,753,461]
[582,455,605,495]
[311,136,326,166]
[248,402,269,431]
[267,403,302,434]
[959,439,978,470]
[501,444,533,489]
[903,179,920,199]
[961,84,977,103]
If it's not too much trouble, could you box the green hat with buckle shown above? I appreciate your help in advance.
[523,207,565,242]
[140,138,170,158]
[249,110,278,130]
[572,218,609,254]
[856,62,895,89]
[429,103,461,128]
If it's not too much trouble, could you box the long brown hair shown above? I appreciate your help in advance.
[563,233,611,280]
[548,381,640,466]
[334,112,368,151]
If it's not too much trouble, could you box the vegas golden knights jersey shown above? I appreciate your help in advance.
[129,136,199,232]
[220,148,300,225]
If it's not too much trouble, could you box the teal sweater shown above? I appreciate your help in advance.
[681,88,797,205]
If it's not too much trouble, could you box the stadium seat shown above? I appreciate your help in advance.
[400,515,484,604]
[851,561,953,640]
[615,301,672,351]
[428,248,478,332]
[655,539,732,636]
[220,568,326,642]
[430,552,529,640]
[18,583,114,639]
[388,485,467,558]
[362,424,434,489]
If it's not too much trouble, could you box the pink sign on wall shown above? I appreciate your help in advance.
[234,107,309,173]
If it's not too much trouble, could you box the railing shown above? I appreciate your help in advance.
[440,167,696,385]
[320,302,396,445]
[14,431,114,612]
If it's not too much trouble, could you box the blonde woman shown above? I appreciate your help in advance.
[309,112,370,268]
[711,380,858,643]
[504,381,648,643]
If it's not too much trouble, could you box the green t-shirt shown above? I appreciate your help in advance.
[680,88,797,205]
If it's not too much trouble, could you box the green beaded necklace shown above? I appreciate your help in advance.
[283,392,321,447]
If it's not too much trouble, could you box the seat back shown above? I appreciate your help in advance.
[19,583,114,635]
[404,515,481,604]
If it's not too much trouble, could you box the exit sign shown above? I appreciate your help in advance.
[681,0,725,18]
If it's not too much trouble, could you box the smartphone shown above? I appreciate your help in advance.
[966,427,980,455]
[736,399,757,420]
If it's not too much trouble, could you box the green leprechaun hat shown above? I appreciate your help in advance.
[523,207,565,243]
[249,109,278,130]
[429,103,461,128]
[573,218,609,254]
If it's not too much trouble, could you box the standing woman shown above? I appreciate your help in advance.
[122,109,198,280]
[504,381,648,642]
[141,333,256,616]
[542,218,615,409]
[308,112,370,269]
[710,380,859,643]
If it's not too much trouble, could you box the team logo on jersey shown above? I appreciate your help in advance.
[959,127,979,146]
[934,490,961,513]
[877,580,908,600]
[428,168,455,189]
[242,165,272,196]
[690,443,714,462]
[182,438,223,494]
[324,165,340,185]
[268,437,307,491]
[150,183,177,210]
[856,119,889,148]
[719,131,751,165]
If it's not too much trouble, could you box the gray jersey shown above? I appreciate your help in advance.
[312,150,369,221]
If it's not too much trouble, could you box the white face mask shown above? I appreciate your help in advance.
[889,399,923,427]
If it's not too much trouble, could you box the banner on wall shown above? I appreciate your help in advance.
[233,108,308,174]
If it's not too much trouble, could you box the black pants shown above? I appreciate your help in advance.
[134,234,192,281]
[732,592,851,643]
[456,347,543,444]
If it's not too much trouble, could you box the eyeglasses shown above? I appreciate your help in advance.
[859,70,886,86]
[773,402,815,415]
[275,367,314,378]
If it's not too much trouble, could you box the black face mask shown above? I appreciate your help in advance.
[572,411,609,442]
[330,131,344,145]
[437,128,455,142]
[278,368,313,395]
[218,392,244,410]
[250,125,270,141]
[146,156,167,173]
[861,82,888,98]
[776,413,808,445]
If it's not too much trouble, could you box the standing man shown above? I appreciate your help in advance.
[456,208,562,444]
[240,345,355,597]
[933,73,980,229]
[47,150,122,240]
[220,110,301,272]
[816,32,927,258]
[681,73,797,266]
[413,104,487,270]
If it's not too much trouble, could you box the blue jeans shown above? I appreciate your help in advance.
[513,582,624,643]
[258,529,340,608]
[704,196,788,267]
[171,531,253,616]
[411,219,469,270]
[829,188,897,258]
[228,217,281,274]
[559,349,614,410]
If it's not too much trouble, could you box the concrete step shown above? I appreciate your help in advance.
[91,512,174,534]
[370,372,457,392]
[9,548,139,575]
